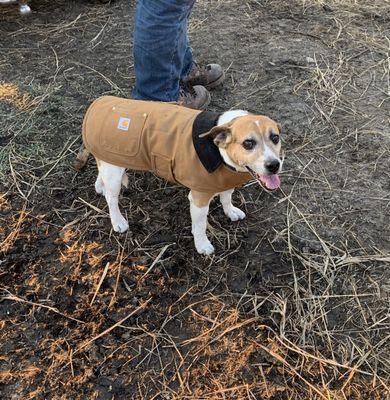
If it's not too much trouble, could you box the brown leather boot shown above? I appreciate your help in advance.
[182,62,225,90]
[178,83,211,110]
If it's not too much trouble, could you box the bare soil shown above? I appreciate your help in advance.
[0,0,389,399]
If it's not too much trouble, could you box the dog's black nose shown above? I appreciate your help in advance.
[266,160,280,174]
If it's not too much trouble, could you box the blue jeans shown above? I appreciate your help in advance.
[132,0,196,102]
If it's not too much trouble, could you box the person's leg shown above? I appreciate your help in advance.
[179,2,225,91]
[132,0,195,102]
[180,2,195,80]
[181,39,193,80]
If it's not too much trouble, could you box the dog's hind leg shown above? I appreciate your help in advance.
[219,189,246,221]
[99,161,129,233]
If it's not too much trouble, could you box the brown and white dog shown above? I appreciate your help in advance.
[76,97,282,255]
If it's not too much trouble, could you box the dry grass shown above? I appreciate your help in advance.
[0,82,32,110]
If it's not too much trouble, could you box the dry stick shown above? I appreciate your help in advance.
[8,152,27,201]
[181,312,233,346]
[256,342,328,400]
[157,287,194,334]
[77,197,106,214]
[348,338,390,392]
[231,76,287,108]
[258,364,271,398]
[1,62,62,149]
[271,331,372,377]
[69,348,74,378]
[341,367,356,393]
[65,340,75,378]
[280,157,314,255]
[208,317,261,346]
[26,136,80,199]
[0,205,28,252]
[189,317,261,358]
[317,296,338,368]
[336,255,390,266]
[1,292,84,324]
[11,13,83,36]
[74,298,152,356]
[204,384,251,397]
[139,244,172,282]
[301,293,375,300]
[89,17,110,46]
[71,61,124,95]
[289,196,332,258]
[90,262,110,306]
[109,245,126,308]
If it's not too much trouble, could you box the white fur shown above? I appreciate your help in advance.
[188,192,214,255]
[97,161,129,233]
[263,143,278,162]
[220,189,246,221]
[217,110,249,172]
[218,109,248,125]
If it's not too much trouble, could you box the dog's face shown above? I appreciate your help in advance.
[206,115,282,190]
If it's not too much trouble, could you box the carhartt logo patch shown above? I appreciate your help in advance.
[117,117,131,131]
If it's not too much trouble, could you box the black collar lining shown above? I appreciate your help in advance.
[192,111,224,173]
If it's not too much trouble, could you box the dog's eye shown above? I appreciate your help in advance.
[270,133,280,145]
[242,139,256,150]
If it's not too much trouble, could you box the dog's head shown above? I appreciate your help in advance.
[201,114,282,190]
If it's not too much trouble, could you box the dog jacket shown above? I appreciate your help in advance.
[82,96,251,194]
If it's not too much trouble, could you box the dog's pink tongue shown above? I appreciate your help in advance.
[259,174,280,190]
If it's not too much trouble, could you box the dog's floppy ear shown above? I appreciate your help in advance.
[199,125,232,148]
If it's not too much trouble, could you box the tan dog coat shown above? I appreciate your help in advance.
[82,96,250,194]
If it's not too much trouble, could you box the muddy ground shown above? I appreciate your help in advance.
[0,0,389,399]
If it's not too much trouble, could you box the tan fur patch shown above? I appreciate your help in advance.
[191,191,215,207]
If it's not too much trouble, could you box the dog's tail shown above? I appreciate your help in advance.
[73,144,90,171]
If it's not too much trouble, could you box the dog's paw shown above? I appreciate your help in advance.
[111,216,129,233]
[195,238,215,255]
[225,206,246,222]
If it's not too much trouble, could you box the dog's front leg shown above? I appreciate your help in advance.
[219,189,246,221]
[188,191,214,255]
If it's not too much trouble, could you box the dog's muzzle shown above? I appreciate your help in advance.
[246,166,281,191]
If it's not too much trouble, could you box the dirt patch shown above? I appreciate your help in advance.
[1,0,389,399]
